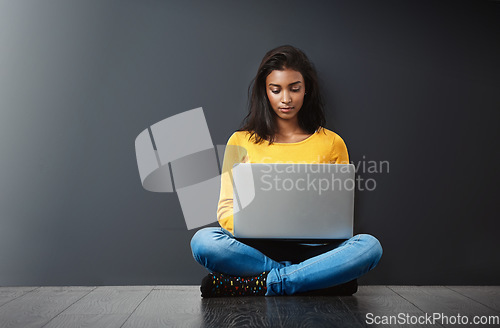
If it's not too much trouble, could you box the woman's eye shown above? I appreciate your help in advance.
[291,88,300,92]
[271,90,280,94]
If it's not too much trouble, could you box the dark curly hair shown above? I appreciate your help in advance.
[239,45,326,144]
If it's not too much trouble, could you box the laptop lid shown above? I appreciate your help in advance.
[232,163,355,240]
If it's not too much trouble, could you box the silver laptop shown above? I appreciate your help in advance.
[232,163,355,240]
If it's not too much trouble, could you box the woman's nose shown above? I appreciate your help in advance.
[281,91,291,103]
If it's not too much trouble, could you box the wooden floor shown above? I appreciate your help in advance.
[0,286,498,328]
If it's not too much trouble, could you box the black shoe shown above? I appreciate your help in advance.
[295,279,358,296]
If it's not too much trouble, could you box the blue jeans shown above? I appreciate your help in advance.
[190,227,383,296]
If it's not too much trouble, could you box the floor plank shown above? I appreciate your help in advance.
[60,286,152,315]
[341,286,424,313]
[128,287,201,316]
[447,286,500,312]
[122,287,203,328]
[43,314,128,328]
[153,285,198,290]
[200,296,282,328]
[390,286,499,328]
[0,287,94,328]
[273,296,362,328]
[0,287,38,307]
[340,286,440,328]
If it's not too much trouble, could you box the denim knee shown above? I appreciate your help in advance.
[190,228,213,263]
[357,234,383,268]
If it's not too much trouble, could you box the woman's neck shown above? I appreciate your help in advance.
[273,118,311,143]
[275,116,301,134]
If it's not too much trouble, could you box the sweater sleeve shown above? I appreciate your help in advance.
[217,132,247,234]
[331,133,350,164]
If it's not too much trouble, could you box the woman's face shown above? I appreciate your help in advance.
[265,68,305,123]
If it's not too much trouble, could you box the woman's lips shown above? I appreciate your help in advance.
[279,107,293,113]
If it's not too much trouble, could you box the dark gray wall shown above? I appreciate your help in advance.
[0,0,498,286]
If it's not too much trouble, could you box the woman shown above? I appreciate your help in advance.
[191,45,382,297]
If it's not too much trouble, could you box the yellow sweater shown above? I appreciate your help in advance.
[217,127,349,234]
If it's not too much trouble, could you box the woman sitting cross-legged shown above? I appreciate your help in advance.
[190,45,383,297]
